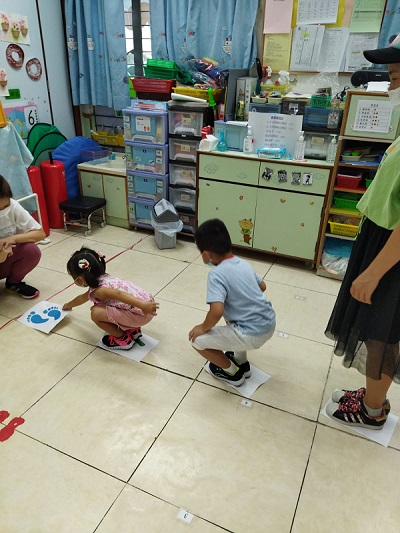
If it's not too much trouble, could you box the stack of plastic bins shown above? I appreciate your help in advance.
[168,101,213,234]
[123,107,169,229]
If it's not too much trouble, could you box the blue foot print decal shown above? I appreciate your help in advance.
[27,311,49,324]
[43,306,61,320]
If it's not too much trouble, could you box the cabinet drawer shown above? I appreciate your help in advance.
[258,162,330,195]
[198,154,260,186]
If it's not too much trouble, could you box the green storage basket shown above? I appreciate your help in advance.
[333,193,360,211]
[310,95,332,108]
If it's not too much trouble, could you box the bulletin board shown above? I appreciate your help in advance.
[262,0,388,73]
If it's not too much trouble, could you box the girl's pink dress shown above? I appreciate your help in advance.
[88,275,155,330]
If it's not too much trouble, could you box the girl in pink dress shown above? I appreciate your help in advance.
[63,247,158,350]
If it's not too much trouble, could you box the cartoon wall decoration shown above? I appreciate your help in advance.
[0,13,30,45]
[0,67,8,96]
[239,218,254,245]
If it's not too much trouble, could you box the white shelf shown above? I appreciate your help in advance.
[325,232,355,242]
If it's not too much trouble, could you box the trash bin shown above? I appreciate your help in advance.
[150,199,183,249]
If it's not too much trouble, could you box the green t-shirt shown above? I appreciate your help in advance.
[357,136,400,230]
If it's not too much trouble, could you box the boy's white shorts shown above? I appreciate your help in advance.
[191,322,275,352]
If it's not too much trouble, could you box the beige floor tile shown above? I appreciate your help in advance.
[143,299,210,379]
[23,350,193,480]
[292,425,400,533]
[0,313,10,327]
[0,321,93,415]
[265,263,340,295]
[198,332,332,420]
[103,248,190,297]
[0,432,123,533]
[0,267,72,319]
[39,229,75,248]
[97,485,227,533]
[267,280,336,344]
[74,224,149,249]
[39,236,128,274]
[133,232,201,263]
[318,351,400,449]
[156,263,209,310]
[131,382,315,533]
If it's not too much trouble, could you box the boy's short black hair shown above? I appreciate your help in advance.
[194,218,232,255]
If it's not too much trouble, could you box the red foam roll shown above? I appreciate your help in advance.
[27,165,50,236]
[40,158,67,229]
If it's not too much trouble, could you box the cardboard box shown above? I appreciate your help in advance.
[236,77,257,120]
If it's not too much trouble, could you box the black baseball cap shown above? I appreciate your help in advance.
[364,34,400,64]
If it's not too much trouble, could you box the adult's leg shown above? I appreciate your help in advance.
[0,243,41,283]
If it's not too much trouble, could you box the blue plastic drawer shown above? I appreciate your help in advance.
[123,108,168,143]
[127,171,168,201]
[128,198,155,227]
[249,103,282,114]
[303,107,343,130]
[125,141,168,174]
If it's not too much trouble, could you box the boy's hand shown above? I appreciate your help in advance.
[143,300,159,315]
[188,324,206,342]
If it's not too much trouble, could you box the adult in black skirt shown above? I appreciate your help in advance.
[325,38,400,430]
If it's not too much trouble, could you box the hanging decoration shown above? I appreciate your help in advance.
[25,58,42,81]
[0,12,30,45]
[6,43,24,68]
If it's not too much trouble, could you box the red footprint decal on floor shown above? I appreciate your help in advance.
[0,411,25,442]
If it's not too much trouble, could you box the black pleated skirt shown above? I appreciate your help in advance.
[325,218,400,382]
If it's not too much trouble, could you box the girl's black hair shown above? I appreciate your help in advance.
[0,175,13,199]
[66,247,106,288]
[194,218,232,255]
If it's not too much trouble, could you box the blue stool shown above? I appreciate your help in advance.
[59,196,106,237]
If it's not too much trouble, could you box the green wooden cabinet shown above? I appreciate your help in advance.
[197,152,331,263]
[79,170,129,228]
[198,179,258,247]
[253,188,324,259]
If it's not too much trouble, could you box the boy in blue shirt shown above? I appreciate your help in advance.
[189,219,276,386]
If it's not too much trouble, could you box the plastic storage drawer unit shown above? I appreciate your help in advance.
[123,108,168,144]
[303,107,343,130]
[128,198,155,227]
[177,210,195,233]
[169,162,197,187]
[125,141,168,174]
[169,137,200,163]
[214,121,248,151]
[168,110,204,136]
[127,170,168,202]
[169,186,196,211]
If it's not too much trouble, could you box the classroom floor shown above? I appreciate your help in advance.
[1,225,400,533]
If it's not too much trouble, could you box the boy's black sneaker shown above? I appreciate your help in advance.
[208,362,245,386]
[225,351,251,378]
[5,280,39,299]
[326,399,387,430]
[332,387,391,416]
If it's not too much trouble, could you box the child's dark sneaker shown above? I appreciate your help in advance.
[326,399,387,430]
[331,387,391,416]
[225,351,251,378]
[208,362,245,386]
[5,280,39,299]
[101,332,134,350]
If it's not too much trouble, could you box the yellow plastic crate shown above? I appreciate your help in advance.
[260,83,291,95]
[91,131,124,147]
[328,218,358,238]
[172,87,224,102]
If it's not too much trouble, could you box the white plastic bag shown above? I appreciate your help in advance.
[150,210,183,237]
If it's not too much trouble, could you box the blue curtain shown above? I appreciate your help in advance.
[150,0,258,70]
[65,0,130,110]
[379,0,400,48]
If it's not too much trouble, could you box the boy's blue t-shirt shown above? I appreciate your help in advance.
[206,256,275,336]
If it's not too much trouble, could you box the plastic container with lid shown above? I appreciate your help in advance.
[123,108,168,144]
